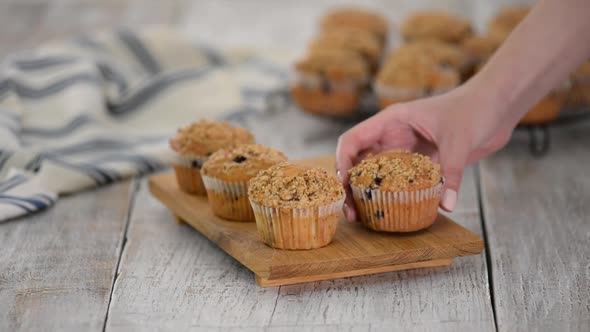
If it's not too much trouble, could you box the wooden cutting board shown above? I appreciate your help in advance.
[149,155,484,287]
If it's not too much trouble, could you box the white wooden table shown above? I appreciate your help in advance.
[0,1,588,331]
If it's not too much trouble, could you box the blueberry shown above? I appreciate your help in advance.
[364,188,372,200]
[373,177,383,186]
[191,160,201,169]
[233,155,247,163]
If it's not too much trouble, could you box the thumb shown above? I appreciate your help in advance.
[438,146,468,212]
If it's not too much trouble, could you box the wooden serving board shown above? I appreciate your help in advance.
[149,155,484,287]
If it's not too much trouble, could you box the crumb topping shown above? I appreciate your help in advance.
[488,6,530,32]
[248,163,344,208]
[398,40,468,71]
[310,28,382,63]
[349,151,441,191]
[402,11,473,43]
[296,48,369,80]
[461,35,501,61]
[169,120,254,156]
[321,7,389,38]
[377,54,459,91]
[201,144,287,179]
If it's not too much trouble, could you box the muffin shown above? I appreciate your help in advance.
[397,40,471,76]
[401,11,473,44]
[488,6,530,41]
[460,35,502,77]
[248,163,344,250]
[310,27,383,72]
[375,54,460,109]
[520,85,569,125]
[320,7,389,45]
[567,61,590,106]
[349,151,443,232]
[201,144,287,221]
[169,120,254,195]
[291,48,369,116]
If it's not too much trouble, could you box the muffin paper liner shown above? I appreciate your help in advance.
[351,182,443,232]
[292,72,369,92]
[201,174,253,221]
[374,83,426,100]
[174,153,209,168]
[172,153,208,195]
[249,198,344,250]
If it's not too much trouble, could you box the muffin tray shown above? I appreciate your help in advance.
[149,155,484,287]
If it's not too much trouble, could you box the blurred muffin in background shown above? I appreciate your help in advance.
[321,7,389,45]
[310,27,383,72]
[488,6,530,41]
[567,61,590,106]
[375,52,459,109]
[401,10,473,44]
[460,35,502,78]
[291,48,369,116]
[520,87,568,125]
[396,40,470,78]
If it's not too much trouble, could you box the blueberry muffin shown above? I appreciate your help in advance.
[488,6,530,41]
[310,27,383,72]
[349,151,443,232]
[398,40,470,76]
[169,120,254,195]
[402,10,473,44]
[375,53,460,109]
[291,48,369,116]
[321,7,389,45]
[248,163,344,250]
[462,35,502,71]
[201,144,287,221]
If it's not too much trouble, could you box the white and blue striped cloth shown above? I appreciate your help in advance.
[0,27,292,221]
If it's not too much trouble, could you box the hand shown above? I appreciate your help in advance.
[336,86,513,222]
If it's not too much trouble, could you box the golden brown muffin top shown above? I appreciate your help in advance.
[377,55,459,91]
[349,151,442,191]
[169,120,254,156]
[461,35,501,62]
[488,6,530,34]
[395,40,469,72]
[401,10,473,44]
[248,163,344,208]
[571,61,590,82]
[296,48,369,80]
[320,7,389,39]
[310,28,382,62]
[201,144,287,180]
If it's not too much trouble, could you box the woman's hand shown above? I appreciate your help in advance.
[336,86,513,222]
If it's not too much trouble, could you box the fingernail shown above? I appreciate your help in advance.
[336,169,343,183]
[442,189,457,212]
[343,203,354,222]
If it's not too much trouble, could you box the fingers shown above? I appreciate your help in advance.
[336,113,389,222]
[438,142,468,212]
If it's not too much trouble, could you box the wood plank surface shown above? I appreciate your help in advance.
[479,123,590,332]
[0,181,135,331]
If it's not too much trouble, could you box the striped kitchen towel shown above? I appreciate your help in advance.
[0,27,292,221]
